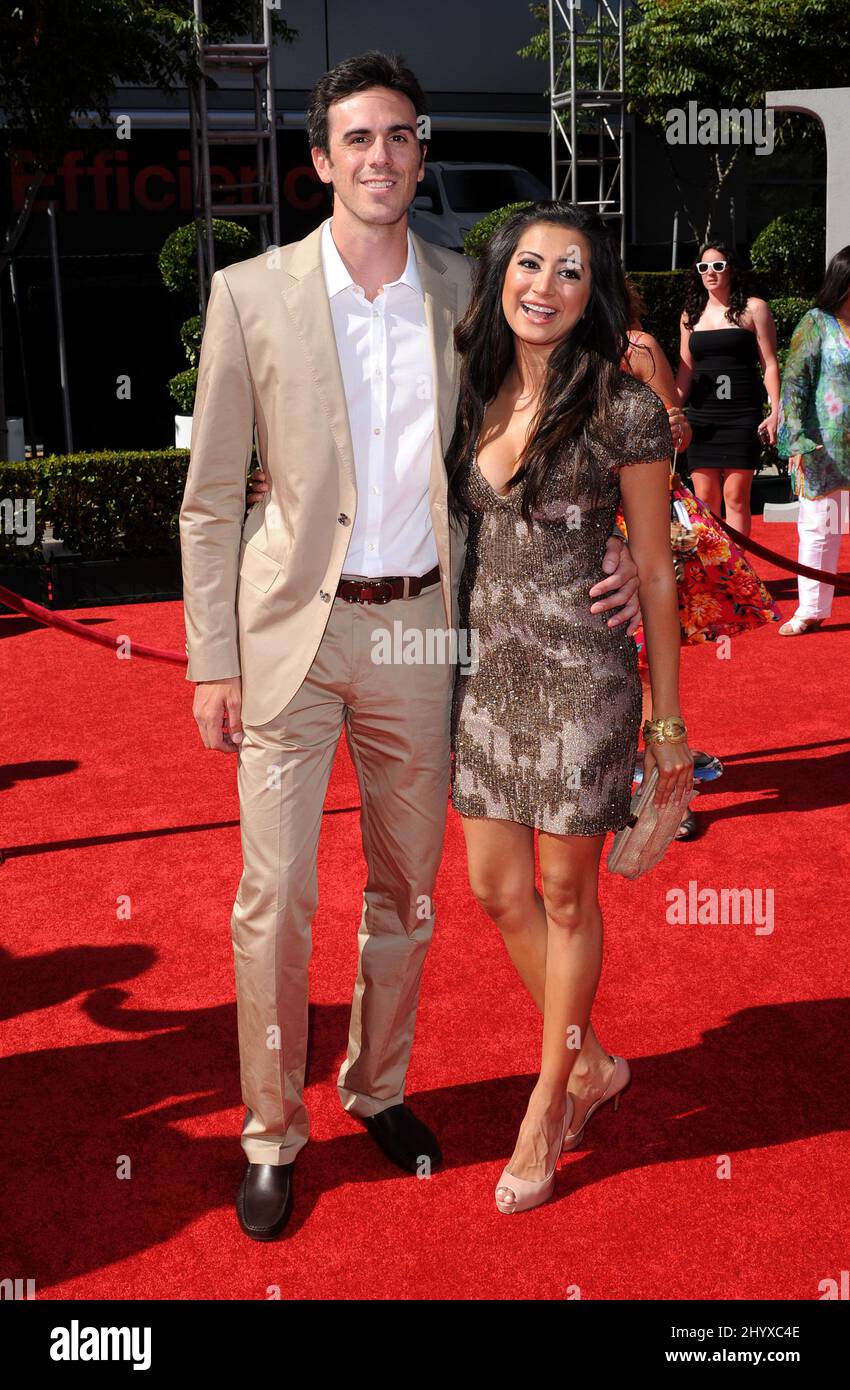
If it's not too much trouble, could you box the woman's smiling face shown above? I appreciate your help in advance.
[502,222,593,348]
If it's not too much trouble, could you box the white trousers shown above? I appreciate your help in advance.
[795,489,846,619]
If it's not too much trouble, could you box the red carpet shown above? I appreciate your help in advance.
[2,515,849,1300]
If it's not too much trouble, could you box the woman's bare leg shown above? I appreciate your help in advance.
[499,829,606,1186]
[460,815,543,997]
[463,815,608,1185]
[689,467,723,518]
[461,816,615,1133]
[722,468,754,536]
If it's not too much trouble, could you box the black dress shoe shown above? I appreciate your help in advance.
[363,1104,442,1174]
[236,1161,294,1241]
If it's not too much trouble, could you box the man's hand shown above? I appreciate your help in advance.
[193,677,244,752]
[590,536,641,636]
[247,466,269,508]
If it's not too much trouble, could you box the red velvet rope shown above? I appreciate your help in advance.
[705,510,850,592]
[0,583,186,664]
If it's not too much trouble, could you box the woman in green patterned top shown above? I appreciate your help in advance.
[776,246,850,634]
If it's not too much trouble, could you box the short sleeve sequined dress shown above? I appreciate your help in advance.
[450,373,673,836]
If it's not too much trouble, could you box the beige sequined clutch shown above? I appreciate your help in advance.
[606,766,692,879]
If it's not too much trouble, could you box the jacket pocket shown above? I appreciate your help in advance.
[238,541,283,593]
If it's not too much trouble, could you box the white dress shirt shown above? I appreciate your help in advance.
[320,217,438,578]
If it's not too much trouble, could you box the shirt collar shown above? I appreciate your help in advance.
[320,216,422,300]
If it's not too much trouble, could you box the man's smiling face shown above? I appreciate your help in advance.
[311,85,426,227]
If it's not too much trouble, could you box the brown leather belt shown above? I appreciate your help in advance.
[336,564,441,605]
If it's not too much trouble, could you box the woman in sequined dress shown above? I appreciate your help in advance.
[445,202,693,1213]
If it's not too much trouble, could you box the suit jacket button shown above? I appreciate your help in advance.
[320,589,331,602]
[338,513,350,525]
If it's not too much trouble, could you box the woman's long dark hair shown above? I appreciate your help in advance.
[446,201,631,529]
[815,245,850,315]
[682,243,753,331]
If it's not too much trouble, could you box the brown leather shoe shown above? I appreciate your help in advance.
[236,1161,294,1241]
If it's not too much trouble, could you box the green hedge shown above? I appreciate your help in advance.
[162,219,257,412]
[463,201,536,259]
[169,370,198,415]
[0,451,195,565]
[180,315,203,368]
[0,460,44,565]
[158,221,257,299]
[626,270,691,369]
[750,209,825,298]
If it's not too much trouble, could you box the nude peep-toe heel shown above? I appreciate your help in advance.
[562,1055,631,1152]
[495,1095,574,1215]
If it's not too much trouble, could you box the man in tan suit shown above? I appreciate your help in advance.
[179,51,640,1240]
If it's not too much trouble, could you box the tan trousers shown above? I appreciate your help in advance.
[231,579,454,1165]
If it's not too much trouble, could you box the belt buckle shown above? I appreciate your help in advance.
[364,581,392,605]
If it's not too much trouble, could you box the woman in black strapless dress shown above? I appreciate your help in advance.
[676,244,780,536]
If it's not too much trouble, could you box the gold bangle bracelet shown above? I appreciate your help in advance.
[643,717,688,745]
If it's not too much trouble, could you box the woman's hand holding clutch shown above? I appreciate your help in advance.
[643,736,694,809]
[606,728,694,878]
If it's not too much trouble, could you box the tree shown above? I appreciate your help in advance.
[519,0,847,245]
[0,1,297,457]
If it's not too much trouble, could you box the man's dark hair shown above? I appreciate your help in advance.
[306,49,429,157]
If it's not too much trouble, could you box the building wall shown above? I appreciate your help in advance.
[270,0,549,97]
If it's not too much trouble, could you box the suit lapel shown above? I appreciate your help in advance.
[278,221,356,492]
[278,218,460,505]
[413,234,459,454]
[412,237,459,584]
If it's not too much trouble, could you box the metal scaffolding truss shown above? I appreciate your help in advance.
[548,0,626,257]
[189,0,281,324]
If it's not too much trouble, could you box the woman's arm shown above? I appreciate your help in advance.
[777,311,821,459]
[619,457,693,806]
[626,330,692,450]
[749,297,781,445]
[674,313,694,406]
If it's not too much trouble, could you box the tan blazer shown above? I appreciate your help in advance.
[179,217,474,727]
